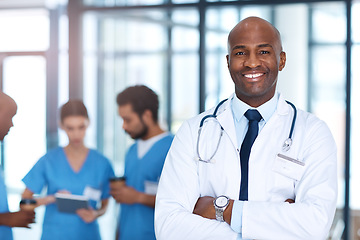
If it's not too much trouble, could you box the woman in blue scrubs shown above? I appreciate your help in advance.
[21,100,114,240]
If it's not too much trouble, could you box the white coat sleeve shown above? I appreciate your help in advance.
[155,120,238,240]
[242,119,338,240]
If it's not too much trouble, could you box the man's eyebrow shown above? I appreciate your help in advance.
[231,43,274,51]
[258,43,274,49]
[232,45,246,51]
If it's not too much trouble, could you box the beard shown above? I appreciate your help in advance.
[128,119,148,140]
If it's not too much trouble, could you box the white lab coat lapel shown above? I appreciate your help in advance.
[276,94,291,116]
[253,94,291,148]
[248,95,293,201]
[215,94,290,152]
[216,94,239,150]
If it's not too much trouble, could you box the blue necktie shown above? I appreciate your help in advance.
[239,109,262,201]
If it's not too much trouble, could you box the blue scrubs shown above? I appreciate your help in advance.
[22,147,114,240]
[0,170,13,240]
[119,134,173,240]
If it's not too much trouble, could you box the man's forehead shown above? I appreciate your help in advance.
[232,16,276,33]
[229,32,279,47]
[231,22,277,39]
[118,103,136,115]
[228,19,282,52]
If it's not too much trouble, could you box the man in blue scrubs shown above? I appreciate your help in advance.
[110,85,173,240]
[0,92,35,240]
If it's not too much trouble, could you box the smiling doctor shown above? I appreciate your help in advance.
[155,16,337,240]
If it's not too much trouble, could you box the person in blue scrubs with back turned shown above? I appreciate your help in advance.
[110,85,173,240]
[0,92,35,240]
[21,99,115,240]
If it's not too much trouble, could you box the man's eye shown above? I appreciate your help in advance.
[235,52,245,56]
[260,50,270,54]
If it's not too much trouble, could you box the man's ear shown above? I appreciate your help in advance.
[226,55,230,69]
[142,109,153,125]
[279,51,286,71]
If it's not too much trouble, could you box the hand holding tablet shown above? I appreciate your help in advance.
[55,193,89,214]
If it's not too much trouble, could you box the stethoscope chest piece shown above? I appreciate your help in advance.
[282,138,292,152]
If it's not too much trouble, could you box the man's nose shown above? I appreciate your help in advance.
[244,53,261,68]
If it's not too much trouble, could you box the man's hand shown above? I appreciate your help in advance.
[193,196,234,224]
[0,210,35,228]
[110,185,140,204]
[193,196,216,219]
[76,208,98,223]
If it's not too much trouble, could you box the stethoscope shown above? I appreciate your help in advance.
[196,98,297,163]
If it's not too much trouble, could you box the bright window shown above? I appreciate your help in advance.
[0,9,49,51]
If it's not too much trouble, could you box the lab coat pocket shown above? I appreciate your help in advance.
[272,154,305,181]
[269,154,305,202]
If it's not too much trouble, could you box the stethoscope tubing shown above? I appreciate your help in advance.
[197,98,297,162]
[199,98,228,128]
[285,100,297,141]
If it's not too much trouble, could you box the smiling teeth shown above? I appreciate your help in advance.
[244,73,263,78]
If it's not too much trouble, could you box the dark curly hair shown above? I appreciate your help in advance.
[116,85,159,122]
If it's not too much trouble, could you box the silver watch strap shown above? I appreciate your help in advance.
[215,207,225,222]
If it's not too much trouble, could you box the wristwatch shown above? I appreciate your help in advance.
[213,195,229,222]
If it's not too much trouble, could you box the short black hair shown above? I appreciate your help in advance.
[116,85,159,122]
[60,99,89,123]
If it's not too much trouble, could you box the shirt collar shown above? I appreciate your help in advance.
[231,92,279,123]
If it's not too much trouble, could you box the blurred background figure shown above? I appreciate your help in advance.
[21,99,114,240]
[0,92,35,240]
[110,85,173,240]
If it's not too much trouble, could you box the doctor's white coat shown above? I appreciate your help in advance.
[155,93,337,240]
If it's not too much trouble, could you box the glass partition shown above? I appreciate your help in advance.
[83,9,169,173]
[171,9,200,130]
[205,7,237,109]
[351,2,360,239]
[310,2,347,238]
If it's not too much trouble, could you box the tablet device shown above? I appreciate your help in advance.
[55,193,89,214]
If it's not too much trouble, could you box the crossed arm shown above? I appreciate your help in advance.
[193,197,295,224]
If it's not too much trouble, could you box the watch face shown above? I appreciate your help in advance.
[215,196,228,208]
